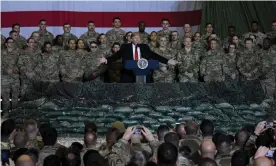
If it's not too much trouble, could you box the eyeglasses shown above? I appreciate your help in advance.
[91,46,97,48]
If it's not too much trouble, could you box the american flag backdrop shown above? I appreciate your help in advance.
[1,1,203,38]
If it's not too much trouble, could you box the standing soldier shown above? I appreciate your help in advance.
[98,34,112,58]
[152,36,176,83]
[108,42,123,83]
[192,32,207,56]
[157,18,172,40]
[237,38,261,81]
[106,17,126,45]
[200,39,225,82]
[183,24,193,38]
[223,26,236,51]
[201,23,214,41]
[76,39,88,57]
[259,38,276,100]
[11,23,27,48]
[266,20,276,40]
[32,19,54,45]
[169,31,182,51]
[148,31,159,50]
[61,23,78,49]
[243,21,266,47]
[52,35,64,53]
[9,30,24,49]
[34,42,60,83]
[1,37,21,111]
[223,43,239,81]
[177,37,200,83]
[17,38,40,98]
[136,21,149,44]
[30,32,44,51]
[80,21,100,49]
[207,32,222,50]
[59,39,85,82]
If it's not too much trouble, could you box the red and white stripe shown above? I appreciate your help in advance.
[1,1,203,39]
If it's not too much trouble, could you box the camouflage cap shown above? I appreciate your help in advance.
[111,121,125,133]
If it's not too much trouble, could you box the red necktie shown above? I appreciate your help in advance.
[134,45,139,60]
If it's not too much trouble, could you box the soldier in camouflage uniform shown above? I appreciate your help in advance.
[243,21,266,47]
[232,35,244,53]
[177,37,200,82]
[124,32,132,44]
[192,32,207,56]
[269,44,276,53]
[61,23,78,49]
[168,31,182,50]
[183,24,193,39]
[259,38,276,99]
[1,37,21,111]
[222,26,236,51]
[249,34,261,50]
[157,18,171,40]
[223,43,239,80]
[31,32,44,51]
[23,120,44,151]
[17,38,41,98]
[9,30,25,49]
[200,39,225,82]
[98,34,112,57]
[32,19,54,45]
[59,39,85,82]
[266,20,276,40]
[76,39,88,57]
[237,38,261,81]
[148,31,159,50]
[80,21,100,49]
[106,17,126,45]
[207,32,222,50]
[34,42,60,83]
[52,35,64,53]
[201,23,214,41]
[1,34,6,50]
[83,41,105,82]
[152,36,177,83]
[108,42,123,83]
[136,21,149,44]
[12,23,27,48]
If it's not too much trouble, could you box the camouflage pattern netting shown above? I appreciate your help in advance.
[8,80,276,137]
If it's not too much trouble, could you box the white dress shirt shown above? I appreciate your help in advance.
[132,44,141,60]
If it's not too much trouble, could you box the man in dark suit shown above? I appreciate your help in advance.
[99,32,177,83]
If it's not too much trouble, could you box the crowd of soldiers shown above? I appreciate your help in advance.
[1,18,276,111]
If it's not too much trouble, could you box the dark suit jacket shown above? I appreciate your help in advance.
[106,43,169,83]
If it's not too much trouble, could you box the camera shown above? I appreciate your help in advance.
[265,122,276,128]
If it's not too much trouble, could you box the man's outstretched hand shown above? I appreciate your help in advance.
[168,59,179,66]
[99,56,107,64]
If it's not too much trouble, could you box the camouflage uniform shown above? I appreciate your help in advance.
[169,41,182,50]
[33,30,55,44]
[26,135,44,150]
[237,50,261,81]
[152,48,177,83]
[80,31,100,49]
[179,136,202,154]
[38,143,63,166]
[76,49,88,57]
[1,34,6,50]
[1,48,21,110]
[192,41,207,57]
[157,29,171,41]
[98,44,113,58]
[137,32,149,44]
[200,50,225,82]
[61,33,78,48]
[222,53,239,80]
[34,52,60,82]
[52,45,64,53]
[148,42,158,51]
[17,49,41,97]
[98,142,112,159]
[269,45,276,53]
[83,51,107,82]
[260,51,276,99]
[215,154,232,166]
[59,50,85,82]
[177,156,194,166]
[177,48,200,82]
[266,30,276,40]
[243,32,266,46]
[106,28,126,45]
[18,35,27,49]
[108,139,131,166]
[201,33,211,41]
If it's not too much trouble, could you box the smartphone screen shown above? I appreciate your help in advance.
[266,150,274,158]
[134,129,141,134]
[1,150,10,165]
